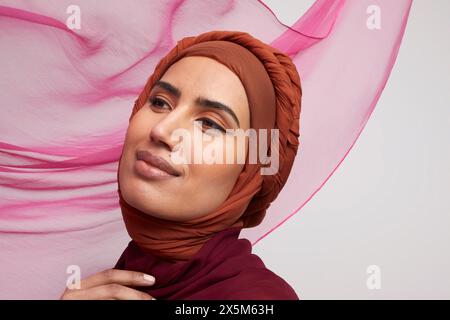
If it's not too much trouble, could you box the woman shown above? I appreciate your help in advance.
[60,30,301,300]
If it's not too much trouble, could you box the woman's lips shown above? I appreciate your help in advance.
[134,159,177,180]
[134,150,181,180]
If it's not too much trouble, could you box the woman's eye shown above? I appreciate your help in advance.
[149,97,171,110]
[148,98,226,133]
[199,118,226,133]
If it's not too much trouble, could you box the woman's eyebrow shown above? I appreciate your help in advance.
[153,80,241,127]
[195,97,240,127]
[153,80,181,98]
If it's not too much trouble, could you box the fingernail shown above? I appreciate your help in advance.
[143,274,155,284]
[152,297,157,300]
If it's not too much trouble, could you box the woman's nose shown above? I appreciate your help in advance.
[148,109,188,151]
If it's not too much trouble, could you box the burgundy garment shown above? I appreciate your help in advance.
[114,227,299,300]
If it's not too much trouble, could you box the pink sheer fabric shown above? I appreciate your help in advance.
[0,0,412,298]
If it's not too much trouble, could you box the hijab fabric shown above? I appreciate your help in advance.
[114,226,300,299]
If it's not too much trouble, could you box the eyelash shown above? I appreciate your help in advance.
[149,97,226,133]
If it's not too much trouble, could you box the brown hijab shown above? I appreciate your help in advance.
[117,30,301,262]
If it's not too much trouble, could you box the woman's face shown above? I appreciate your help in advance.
[119,56,250,221]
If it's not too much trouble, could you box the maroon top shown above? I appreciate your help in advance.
[114,226,299,300]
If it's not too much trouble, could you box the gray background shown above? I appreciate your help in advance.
[257,0,450,299]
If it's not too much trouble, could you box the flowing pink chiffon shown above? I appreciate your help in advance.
[0,0,412,298]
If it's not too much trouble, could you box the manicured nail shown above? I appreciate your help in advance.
[143,274,155,284]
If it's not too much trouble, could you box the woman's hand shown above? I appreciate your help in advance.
[60,268,157,300]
